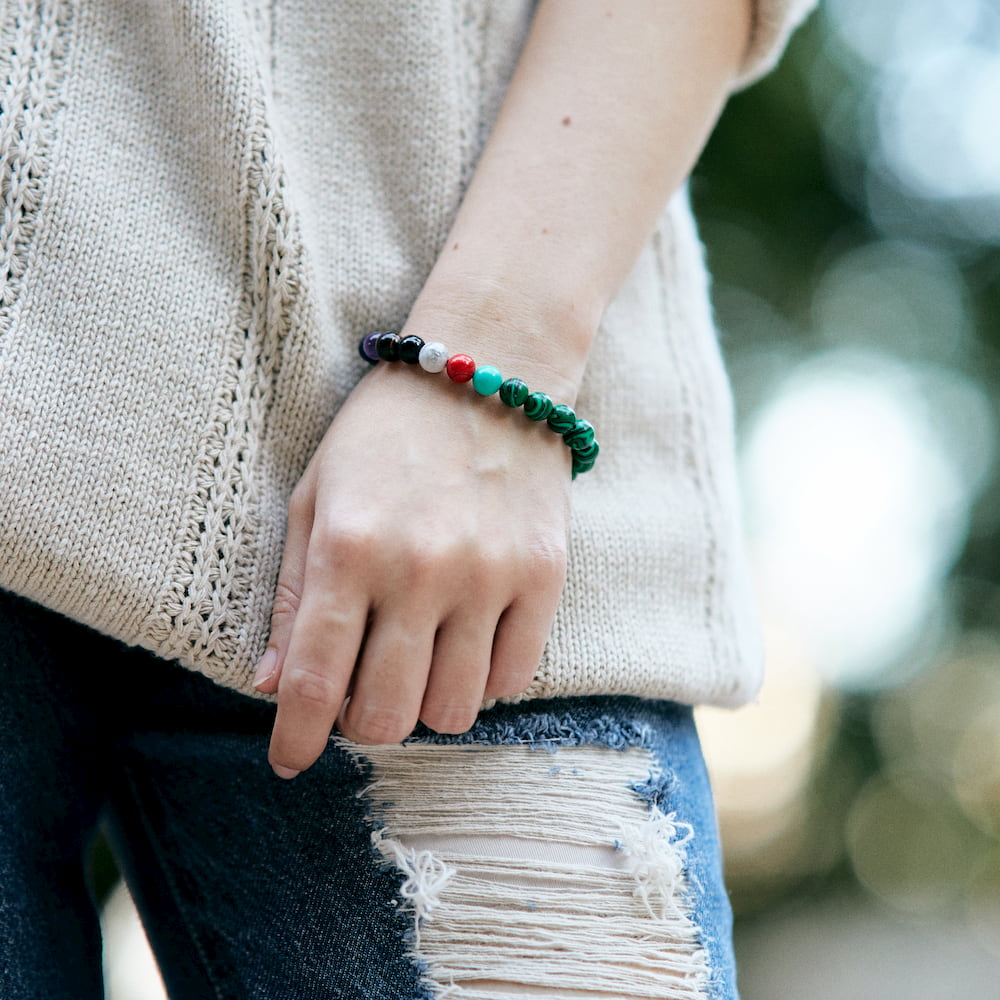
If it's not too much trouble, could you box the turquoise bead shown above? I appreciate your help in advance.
[523,392,553,421]
[546,404,576,434]
[564,419,595,451]
[472,365,503,395]
[499,377,529,407]
[573,440,600,462]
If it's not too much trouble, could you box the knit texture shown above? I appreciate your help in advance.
[0,0,814,707]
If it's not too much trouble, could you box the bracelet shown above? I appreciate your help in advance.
[358,331,599,478]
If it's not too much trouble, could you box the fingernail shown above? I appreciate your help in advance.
[253,648,278,688]
[272,764,300,780]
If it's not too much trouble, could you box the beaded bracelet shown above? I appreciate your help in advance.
[358,331,599,478]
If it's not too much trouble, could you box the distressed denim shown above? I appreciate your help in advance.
[0,589,738,999]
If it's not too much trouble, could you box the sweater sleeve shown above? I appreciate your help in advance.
[731,0,818,91]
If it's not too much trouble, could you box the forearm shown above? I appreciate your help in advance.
[408,0,753,402]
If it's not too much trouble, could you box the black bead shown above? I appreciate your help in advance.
[375,331,402,361]
[398,335,425,364]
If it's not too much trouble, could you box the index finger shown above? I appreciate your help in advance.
[268,576,369,778]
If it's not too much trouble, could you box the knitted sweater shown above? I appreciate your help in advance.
[0,0,815,706]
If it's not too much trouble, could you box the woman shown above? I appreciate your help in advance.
[0,1,814,997]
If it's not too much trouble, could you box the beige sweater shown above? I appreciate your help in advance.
[0,0,815,705]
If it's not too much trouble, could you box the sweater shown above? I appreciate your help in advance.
[0,0,816,706]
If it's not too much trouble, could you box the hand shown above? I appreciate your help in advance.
[252,347,573,776]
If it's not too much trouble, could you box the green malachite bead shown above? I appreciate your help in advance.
[572,454,597,475]
[546,404,576,434]
[573,439,599,462]
[523,392,553,421]
[472,365,503,395]
[499,377,529,407]
[563,419,595,451]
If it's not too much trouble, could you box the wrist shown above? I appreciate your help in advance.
[358,330,600,478]
[404,270,600,407]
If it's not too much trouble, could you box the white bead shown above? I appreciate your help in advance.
[418,341,449,373]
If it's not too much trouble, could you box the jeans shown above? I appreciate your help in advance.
[0,589,738,999]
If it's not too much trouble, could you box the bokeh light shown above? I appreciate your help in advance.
[846,775,984,914]
[697,625,831,896]
[692,0,1000,991]
[741,349,993,688]
[811,240,972,364]
[815,0,1000,244]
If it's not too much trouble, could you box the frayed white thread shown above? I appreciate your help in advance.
[350,743,711,1000]
[616,809,694,920]
[372,829,455,945]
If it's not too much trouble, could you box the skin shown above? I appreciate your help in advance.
[254,0,754,777]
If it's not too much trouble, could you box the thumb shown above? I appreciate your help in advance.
[253,491,312,694]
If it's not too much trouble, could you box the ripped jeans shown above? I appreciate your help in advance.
[0,589,738,1000]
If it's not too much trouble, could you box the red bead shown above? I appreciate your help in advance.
[445,353,476,382]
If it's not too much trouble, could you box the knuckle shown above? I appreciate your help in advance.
[306,601,359,635]
[440,543,506,597]
[463,537,567,594]
[463,552,499,591]
[402,550,455,592]
[282,668,340,707]
[271,581,301,623]
[525,537,568,578]
[348,706,415,746]
[310,519,378,569]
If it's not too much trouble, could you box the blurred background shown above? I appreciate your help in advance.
[98,2,1000,996]
[692,0,1000,995]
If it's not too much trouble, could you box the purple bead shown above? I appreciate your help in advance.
[361,332,381,363]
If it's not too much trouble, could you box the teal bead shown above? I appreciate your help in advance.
[523,392,553,421]
[546,404,576,434]
[572,439,599,462]
[564,419,595,451]
[472,365,503,395]
[499,377,529,407]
